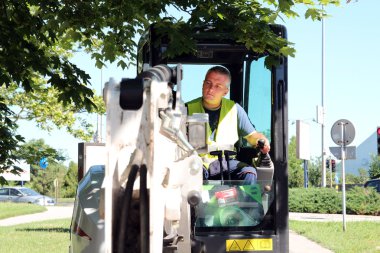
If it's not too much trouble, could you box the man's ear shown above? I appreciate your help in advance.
[224,89,229,96]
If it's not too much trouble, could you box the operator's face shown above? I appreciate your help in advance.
[202,71,229,108]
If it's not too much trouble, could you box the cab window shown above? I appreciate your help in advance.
[246,57,271,142]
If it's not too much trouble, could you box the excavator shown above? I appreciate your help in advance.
[72,23,289,253]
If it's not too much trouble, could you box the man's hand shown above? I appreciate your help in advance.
[257,139,270,154]
[246,131,270,154]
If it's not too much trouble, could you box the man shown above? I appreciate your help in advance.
[186,66,270,184]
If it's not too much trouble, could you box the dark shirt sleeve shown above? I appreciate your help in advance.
[236,104,256,137]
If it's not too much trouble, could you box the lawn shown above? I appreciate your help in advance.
[1,204,379,253]
[0,218,71,253]
[290,220,380,253]
[0,202,46,219]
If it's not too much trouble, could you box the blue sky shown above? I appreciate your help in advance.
[285,0,380,159]
[18,1,380,165]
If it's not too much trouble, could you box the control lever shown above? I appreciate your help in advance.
[210,151,224,185]
[257,139,265,149]
[224,150,236,183]
[255,139,271,168]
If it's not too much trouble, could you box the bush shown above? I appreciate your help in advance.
[289,187,380,215]
[289,187,341,213]
[346,186,380,215]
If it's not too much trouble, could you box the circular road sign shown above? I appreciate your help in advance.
[39,157,48,169]
[331,119,355,146]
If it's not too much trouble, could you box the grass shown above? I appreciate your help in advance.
[1,219,378,253]
[57,198,75,202]
[0,202,47,219]
[56,198,75,206]
[290,220,380,253]
[0,218,71,253]
[1,201,379,253]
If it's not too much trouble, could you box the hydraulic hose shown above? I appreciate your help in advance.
[140,164,149,253]
[117,164,140,253]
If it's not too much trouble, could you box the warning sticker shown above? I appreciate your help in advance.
[226,238,273,251]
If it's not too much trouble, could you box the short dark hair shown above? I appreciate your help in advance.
[206,66,231,88]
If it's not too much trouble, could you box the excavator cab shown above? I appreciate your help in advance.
[137,24,289,253]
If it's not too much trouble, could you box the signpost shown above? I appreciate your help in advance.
[330,119,356,232]
[54,178,59,204]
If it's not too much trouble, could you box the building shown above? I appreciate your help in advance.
[344,130,377,175]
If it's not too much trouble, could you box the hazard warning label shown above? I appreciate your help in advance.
[226,238,273,251]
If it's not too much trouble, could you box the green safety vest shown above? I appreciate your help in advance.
[187,97,239,154]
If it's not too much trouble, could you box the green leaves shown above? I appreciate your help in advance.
[288,136,304,188]
[15,139,66,166]
[368,154,380,179]
[0,0,344,172]
[0,97,24,183]
[1,80,104,141]
[280,46,296,57]
[305,7,324,20]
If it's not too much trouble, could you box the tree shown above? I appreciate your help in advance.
[62,161,78,198]
[308,156,322,187]
[368,154,380,179]
[13,139,67,196]
[28,161,67,197]
[15,139,66,166]
[288,136,303,188]
[1,82,105,141]
[345,168,369,184]
[0,0,344,174]
[0,100,24,185]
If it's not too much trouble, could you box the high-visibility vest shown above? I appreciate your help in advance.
[187,97,239,153]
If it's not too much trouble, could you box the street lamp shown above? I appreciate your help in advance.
[321,4,326,187]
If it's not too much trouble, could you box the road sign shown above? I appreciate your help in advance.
[330,119,355,232]
[329,146,356,160]
[39,157,48,169]
[331,119,355,146]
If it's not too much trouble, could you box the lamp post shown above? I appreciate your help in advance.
[321,4,327,187]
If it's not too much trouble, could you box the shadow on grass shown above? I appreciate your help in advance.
[16,227,70,233]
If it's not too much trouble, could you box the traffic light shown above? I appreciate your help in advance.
[326,159,330,169]
[331,159,336,172]
[377,127,380,156]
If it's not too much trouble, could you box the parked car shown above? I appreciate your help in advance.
[364,178,380,193]
[69,165,105,253]
[0,186,56,206]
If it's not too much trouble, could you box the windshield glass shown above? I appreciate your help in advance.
[245,57,271,141]
[173,64,230,103]
[19,188,40,196]
[181,57,275,231]
[195,179,273,230]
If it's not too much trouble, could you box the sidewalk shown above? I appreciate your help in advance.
[289,230,333,253]
[289,212,380,253]
[290,212,380,222]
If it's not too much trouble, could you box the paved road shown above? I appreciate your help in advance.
[1,205,379,253]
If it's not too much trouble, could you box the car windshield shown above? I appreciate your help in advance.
[19,188,41,196]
